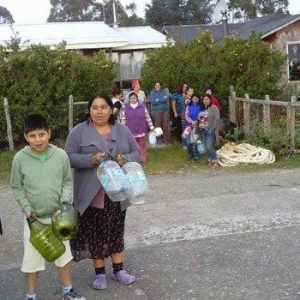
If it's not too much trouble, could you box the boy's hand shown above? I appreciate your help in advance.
[25,211,35,218]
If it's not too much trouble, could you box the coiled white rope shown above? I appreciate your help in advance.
[216,143,276,167]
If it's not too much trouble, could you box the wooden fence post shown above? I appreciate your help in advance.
[287,96,296,151]
[229,90,237,124]
[263,95,271,134]
[68,95,74,132]
[3,97,14,151]
[243,94,251,137]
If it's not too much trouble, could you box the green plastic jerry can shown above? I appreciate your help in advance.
[52,202,79,241]
[27,217,66,262]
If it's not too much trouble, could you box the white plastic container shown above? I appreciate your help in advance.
[196,140,206,154]
[96,160,130,202]
[148,131,157,146]
[122,162,149,204]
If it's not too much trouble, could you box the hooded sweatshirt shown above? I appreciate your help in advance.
[11,144,72,219]
[149,89,169,112]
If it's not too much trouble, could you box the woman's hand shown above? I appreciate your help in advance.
[91,152,107,166]
[116,154,127,166]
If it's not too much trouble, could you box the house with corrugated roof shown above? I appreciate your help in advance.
[162,13,300,82]
[0,21,169,87]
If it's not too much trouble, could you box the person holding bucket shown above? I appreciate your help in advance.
[10,114,85,300]
[65,92,141,291]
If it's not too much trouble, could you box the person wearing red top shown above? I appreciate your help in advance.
[203,84,221,111]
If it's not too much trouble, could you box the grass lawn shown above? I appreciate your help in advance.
[1,142,300,184]
[0,150,16,184]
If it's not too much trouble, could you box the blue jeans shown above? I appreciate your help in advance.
[201,129,217,161]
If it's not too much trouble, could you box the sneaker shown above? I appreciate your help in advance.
[62,289,85,300]
[112,269,136,285]
[93,274,108,290]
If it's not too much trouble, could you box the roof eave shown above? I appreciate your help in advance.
[261,15,300,39]
[113,43,170,50]
[16,41,129,50]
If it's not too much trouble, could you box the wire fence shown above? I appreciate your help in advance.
[1,94,155,151]
[3,89,299,152]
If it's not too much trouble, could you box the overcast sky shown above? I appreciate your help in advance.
[0,0,299,24]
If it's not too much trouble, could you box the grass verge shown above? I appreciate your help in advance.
[1,142,300,183]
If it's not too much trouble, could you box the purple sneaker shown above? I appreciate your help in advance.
[112,270,136,285]
[93,274,108,290]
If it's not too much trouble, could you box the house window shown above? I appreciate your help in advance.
[288,42,300,81]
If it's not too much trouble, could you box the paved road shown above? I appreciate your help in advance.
[1,167,300,300]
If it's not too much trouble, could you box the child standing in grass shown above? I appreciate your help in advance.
[184,93,202,160]
[10,114,85,300]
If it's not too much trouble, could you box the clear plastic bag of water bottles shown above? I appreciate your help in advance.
[96,160,130,202]
[122,162,149,204]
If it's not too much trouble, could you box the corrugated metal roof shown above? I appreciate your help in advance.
[0,22,169,50]
[113,26,169,50]
[0,21,129,49]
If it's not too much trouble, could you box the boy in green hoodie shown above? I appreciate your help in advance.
[11,114,85,300]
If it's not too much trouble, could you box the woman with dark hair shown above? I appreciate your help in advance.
[203,84,221,111]
[171,83,188,143]
[198,93,220,167]
[65,92,141,290]
[111,88,124,118]
[149,81,170,144]
[121,91,154,163]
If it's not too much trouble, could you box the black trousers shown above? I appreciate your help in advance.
[172,116,183,143]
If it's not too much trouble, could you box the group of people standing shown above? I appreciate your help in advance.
[172,83,221,166]
[111,79,221,167]
[111,79,171,163]
[10,79,222,299]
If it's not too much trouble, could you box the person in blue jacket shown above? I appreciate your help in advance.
[149,81,170,144]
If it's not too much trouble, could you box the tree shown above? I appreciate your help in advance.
[125,2,137,15]
[227,0,289,22]
[119,14,145,26]
[102,0,127,25]
[48,0,103,22]
[122,0,146,26]
[0,44,116,142]
[141,31,285,101]
[0,6,14,24]
[145,0,212,29]
[48,0,143,27]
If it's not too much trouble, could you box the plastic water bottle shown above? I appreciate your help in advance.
[148,131,157,146]
[27,217,66,262]
[190,128,199,143]
[122,162,149,204]
[196,139,206,154]
[96,160,130,202]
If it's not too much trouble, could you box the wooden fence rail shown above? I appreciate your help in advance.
[4,89,297,151]
[229,90,298,150]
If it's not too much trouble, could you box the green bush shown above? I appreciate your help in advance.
[0,44,116,146]
[245,118,290,156]
[141,31,285,106]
